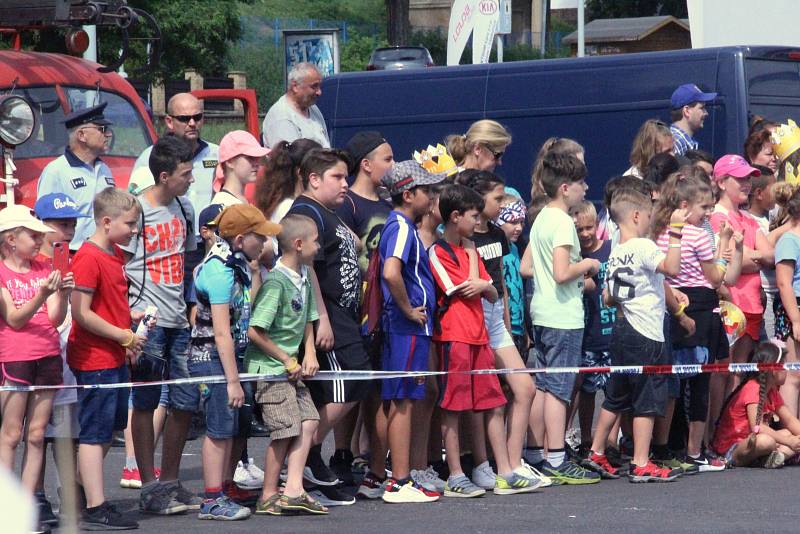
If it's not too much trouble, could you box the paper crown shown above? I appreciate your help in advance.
[413,144,459,177]
[771,119,800,163]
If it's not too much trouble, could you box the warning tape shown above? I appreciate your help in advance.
[0,362,798,393]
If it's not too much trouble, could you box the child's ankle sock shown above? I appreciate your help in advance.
[524,447,545,465]
[204,487,223,500]
[547,449,566,467]
[125,457,138,470]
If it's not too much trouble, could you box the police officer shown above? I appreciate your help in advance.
[37,102,115,251]
[129,93,219,237]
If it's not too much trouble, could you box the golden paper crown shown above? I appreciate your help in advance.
[771,119,800,163]
[413,144,459,176]
[785,161,800,186]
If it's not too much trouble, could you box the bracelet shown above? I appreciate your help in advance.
[668,243,681,249]
[669,223,686,229]
[716,264,728,275]
[120,329,135,348]
[668,231,683,240]
[715,258,729,267]
[285,358,300,372]
[674,303,687,317]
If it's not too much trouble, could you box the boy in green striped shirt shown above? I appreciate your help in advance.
[246,214,327,515]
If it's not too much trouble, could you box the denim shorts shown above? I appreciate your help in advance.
[533,326,583,403]
[130,326,196,411]
[73,365,129,445]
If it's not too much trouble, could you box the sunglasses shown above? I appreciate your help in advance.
[81,125,111,134]
[171,113,204,123]
[485,146,504,161]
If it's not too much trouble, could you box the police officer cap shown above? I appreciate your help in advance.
[63,102,113,129]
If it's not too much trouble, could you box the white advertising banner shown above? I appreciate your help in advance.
[447,0,477,66]
[688,0,800,48]
[472,0,500,64]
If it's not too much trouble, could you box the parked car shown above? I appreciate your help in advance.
[366,46,434,71]
[322,45,800,200]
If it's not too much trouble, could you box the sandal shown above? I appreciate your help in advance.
[255,493,291,516]
[279,492,329,515]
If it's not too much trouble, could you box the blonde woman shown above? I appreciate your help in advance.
[446,119,512,172]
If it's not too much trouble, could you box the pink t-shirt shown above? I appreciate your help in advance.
[710,206,763,314]
[0,259,60,362]
[657,225,714,289]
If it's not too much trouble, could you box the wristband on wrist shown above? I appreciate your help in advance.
[668,231,683,240]
[120,329,135,348]
[285,357,300,372]
[716,264,728,275]
[673,303,687,318]
[668,243,681,249]
[715,258,729,267]
[669,222,686,229]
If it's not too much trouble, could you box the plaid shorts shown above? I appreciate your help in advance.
[255,379,319,440]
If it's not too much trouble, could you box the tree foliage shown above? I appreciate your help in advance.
[586,0,688,20]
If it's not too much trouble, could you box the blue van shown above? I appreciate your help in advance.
[318,45,800,200]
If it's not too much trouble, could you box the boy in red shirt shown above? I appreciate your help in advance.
[429,184,537,497]
[69,187,145,530]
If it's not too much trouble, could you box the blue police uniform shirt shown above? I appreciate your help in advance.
[379,210,435,336]
[37,148,115,251]
[130,138,219,240]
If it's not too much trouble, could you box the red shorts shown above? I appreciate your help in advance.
[436,341,506,412]
[742,312,762,342]
[2,355,63,387]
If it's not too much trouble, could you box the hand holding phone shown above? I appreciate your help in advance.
[52,242,70,276]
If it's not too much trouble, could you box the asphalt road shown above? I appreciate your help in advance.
[37,434,800,534]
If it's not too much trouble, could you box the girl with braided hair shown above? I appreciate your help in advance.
[711,342,800,468]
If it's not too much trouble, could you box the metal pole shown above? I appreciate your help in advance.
[497,35,503,63]
[577,0,585,57]
[82,25,97,62]
[540,0,547,56]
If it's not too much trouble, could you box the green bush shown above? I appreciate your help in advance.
[227,43,283,113]
[341,33,388,72]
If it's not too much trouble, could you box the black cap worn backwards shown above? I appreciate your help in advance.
[63,102,112,130]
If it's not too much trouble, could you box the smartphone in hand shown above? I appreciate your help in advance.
[52,242,70,276]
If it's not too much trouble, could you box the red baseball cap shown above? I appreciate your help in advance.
[215,130,270,180]
[713,154,761,180]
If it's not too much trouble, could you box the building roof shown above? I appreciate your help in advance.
[562,16,689,44]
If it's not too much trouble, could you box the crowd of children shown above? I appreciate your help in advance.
[5,116,800,532]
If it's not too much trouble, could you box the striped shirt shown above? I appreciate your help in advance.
[379,211,435,336]
[670,124,698,156]
[657,224,714,289]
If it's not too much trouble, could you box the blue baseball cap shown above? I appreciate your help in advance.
[34,193,89,220]
[198,203,224,229]
[670,84,717,109]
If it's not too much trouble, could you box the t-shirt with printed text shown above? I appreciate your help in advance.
[287,195,361,348]
[68,242,130,371]
[605,237,666,342]
[429,239,492,344]
[336,191,392,274]
[123,195,197,328]
[0,259,60,362]
[529,206,584,329]
[472,222,510,294]
[503,243,525,335]
[583,240,615,352]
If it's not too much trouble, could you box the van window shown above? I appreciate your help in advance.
[12,86,150,160]
[746,58,800,123]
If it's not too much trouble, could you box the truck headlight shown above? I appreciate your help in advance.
[0,95,35,147]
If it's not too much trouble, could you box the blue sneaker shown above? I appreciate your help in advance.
[198,496,251,521]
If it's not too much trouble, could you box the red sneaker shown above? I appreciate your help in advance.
[120,467,161,489]
[584,452,620,479]
[223,480,259,506]
[628,461,680,483]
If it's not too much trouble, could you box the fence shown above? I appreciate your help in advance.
[240,16,382,48]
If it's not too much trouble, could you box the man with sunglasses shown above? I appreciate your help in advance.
[262,62,330,149]
[37,102,115,251]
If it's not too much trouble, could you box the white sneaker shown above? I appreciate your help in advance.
[518,460,552,488]
[471,461,497,490]
[233,459,263,490]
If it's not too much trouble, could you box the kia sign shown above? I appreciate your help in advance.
[447,0,501,65]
